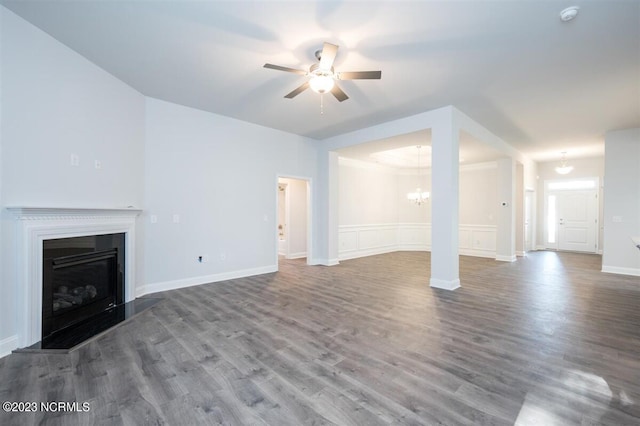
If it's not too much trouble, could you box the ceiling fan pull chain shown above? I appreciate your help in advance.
[320,93,324,115]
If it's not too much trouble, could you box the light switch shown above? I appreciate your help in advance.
[150,215,157,224]
[70,154,79,166]
[173,214,180,223]
[612,216,623,223]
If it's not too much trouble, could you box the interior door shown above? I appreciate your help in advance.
[556,190,598,252]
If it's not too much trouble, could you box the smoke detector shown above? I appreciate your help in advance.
[560,6,580,22]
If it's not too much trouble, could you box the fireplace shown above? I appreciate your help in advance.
[7,207,142,350]
[42,233,125,343]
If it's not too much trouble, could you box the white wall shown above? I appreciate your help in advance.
[141,98,317,294]
[0,7,146,352]
[602,128,640,276]
[338,158,499,259]
[535,156,605,250]
[339,158,399,226]
[279,177,308,259]
[459,163,497,226]
[340,159,497,227]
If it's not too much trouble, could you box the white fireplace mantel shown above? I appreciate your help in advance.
[7,207,142,348]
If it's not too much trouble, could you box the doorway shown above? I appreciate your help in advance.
[544,178,599,253]
[277,177,311,264]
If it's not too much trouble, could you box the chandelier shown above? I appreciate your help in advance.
[555,151,574,175]
[407,145,430,205]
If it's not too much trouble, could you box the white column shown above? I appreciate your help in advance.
[312,150,339,266]
[327,151,339,266]
[430,113,460,290]
[496,158,516,262]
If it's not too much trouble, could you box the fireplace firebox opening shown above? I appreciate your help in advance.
[42,233,125,345]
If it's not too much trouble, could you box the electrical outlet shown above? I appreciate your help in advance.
[202,254,209,263]
[94,160,101,169]
[70,154,79,166]
[220,252,226,261]
[150,215,157,224]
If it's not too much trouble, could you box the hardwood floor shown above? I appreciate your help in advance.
[1,251,639,425]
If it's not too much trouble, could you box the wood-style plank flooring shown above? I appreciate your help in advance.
[1,251,640,425]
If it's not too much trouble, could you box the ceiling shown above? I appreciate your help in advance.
[337,129,507,168]
[2,1,639,162]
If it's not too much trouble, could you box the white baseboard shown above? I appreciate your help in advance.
[430,278,461,291]
[459,248,495,259]
[0,335,19,358]
[339,245,397,261]
[397,244,430,252]
[308,258,340,266]
[496,254,517,262]
[286,252,307,260]
[516,251,526,257]
[536,245,546,250]
[601,265,640,277]
[136,264,278,296]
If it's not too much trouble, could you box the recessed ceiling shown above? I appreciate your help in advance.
[337,129,508,168]
[2,1,638,161]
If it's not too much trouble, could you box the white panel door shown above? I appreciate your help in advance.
[556,190,598,252]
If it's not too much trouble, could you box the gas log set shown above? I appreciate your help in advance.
[53,284,98,311]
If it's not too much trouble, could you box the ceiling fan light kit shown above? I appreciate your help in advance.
[264,42,382,103]
[308,66,335,94]
[560,6,580,22]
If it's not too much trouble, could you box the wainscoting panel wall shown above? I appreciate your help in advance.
[458,225,498,258]
[339,223,496,260]
[397,224,431,251]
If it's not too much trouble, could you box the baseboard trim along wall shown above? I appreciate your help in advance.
[286,251,307,260]
[308,258,339,266]
[496,255,517,262]
[430,278,461,290]
[601,265,640,277]
[0,335,19,358]
[137,264,278,297]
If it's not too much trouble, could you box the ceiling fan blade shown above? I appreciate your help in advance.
[338,71,382,80]
[330,84,349,102]
[319,42,339,70]
[284,82,310,99]
[264,63,307,75]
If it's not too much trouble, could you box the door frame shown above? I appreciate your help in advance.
[543,177,599,252]
[524,188,535,252]
[277,182,288,256]
[275,174,313,267]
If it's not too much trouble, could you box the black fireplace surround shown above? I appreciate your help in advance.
[42,233,125,345]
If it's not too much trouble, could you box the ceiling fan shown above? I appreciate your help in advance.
[264,42,382,102]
